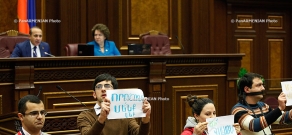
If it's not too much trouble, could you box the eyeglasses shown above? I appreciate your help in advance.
[24,110,47,117]
[95,84,113,90]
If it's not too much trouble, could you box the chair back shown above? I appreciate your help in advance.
[264,96,278,109]
[0,30,30,58]
[65,43,87,56]
[139,30,171,55]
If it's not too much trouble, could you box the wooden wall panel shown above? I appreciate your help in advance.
[53,101,96,109]
[267,16,283,29]
[0,95,2,115]
[42,90,93,109]
[130,0,169,35]
[179,0,191,54]
[40,0,60,56]
[120,0,182,54]
[268,39,283,89]
[0,0,18,32]
[237,39,253,72]
[191,0,209,53]
[236,15,255,29]
[59,1,82,56]
[228,7,291,80]
[263,11,290,93]
[213,0,227,53]
[228,4,291,59]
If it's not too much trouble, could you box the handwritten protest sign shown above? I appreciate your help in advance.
[206,115,236,135]
[281,81,292,106]
[106,89,146,119]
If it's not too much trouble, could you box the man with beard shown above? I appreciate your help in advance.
[17,95,49,135]
[10,26,51,57]
[231,72,292,135]
[77,73,151,135]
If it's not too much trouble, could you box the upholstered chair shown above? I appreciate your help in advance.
[0,30,29,58]
[139,30,171,55]
[264,96,278,109]
[64,44,79,56]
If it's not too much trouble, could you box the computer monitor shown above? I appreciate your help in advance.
[128,44,151,55]
[78,44,94,56]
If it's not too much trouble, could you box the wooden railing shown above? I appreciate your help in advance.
[0,54,249,135]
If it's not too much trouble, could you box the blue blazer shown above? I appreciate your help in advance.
[87,40,121,56]
[10,40,51,57]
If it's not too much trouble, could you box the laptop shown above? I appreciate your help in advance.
[78,44,94,56]
[128,44,151,55]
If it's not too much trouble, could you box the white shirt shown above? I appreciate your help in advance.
[30,42,41,57]
[17,127,48,135]
[94,103,101,115]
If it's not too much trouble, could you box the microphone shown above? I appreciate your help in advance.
[37,86,42,97]
[56,85,87,107]
[44,52,55,57]
[175,35,185,54]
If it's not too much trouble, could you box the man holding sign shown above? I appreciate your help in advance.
[231,73,292,135]
[77,73,151,135]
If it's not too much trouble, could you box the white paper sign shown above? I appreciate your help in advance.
[281,81,292,106]
[206,115,236,135]
[106,89,146,119]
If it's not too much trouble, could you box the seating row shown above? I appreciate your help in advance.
[0,30,172,57]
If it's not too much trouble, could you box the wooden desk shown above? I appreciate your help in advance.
[0,54,245,135]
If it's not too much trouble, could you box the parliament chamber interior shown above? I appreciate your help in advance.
[0,0,292,134]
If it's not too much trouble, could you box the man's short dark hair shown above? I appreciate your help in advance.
[29,26,41,35]
[18,95,42,115]
[92,73,118,90]
[237,72,263,98]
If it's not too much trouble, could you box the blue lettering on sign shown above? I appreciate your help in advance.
[111,93,144,101]
[208,118,218,128]
[114,103,137,113]
[213,125,235,135]
[125,111,135,118]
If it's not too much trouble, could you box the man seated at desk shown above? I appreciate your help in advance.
[10,26,51,57]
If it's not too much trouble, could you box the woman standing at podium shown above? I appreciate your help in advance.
[88,23,121,56]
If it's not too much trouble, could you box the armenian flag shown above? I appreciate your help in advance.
[18,0,36,34]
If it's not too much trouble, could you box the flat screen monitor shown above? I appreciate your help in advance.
[128,44,151,55]
[78,44,94,56]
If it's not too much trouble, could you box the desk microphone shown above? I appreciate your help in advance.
[37,86,42,97]
[56,85,87,107]
[44,52,55,57]
[175,35,185,54]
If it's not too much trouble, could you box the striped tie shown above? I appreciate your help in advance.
[33,46,37,57]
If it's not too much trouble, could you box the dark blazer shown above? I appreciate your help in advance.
[10,40,51,57]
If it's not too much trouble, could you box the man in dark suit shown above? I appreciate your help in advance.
[10,26,51,57]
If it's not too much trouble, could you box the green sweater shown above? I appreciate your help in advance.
[77,108,150,135]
